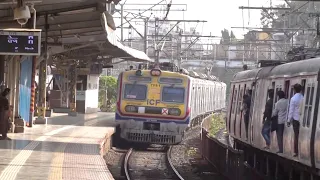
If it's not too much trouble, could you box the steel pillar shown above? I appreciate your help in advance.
[28,57,36,127]
[35,59,47,124]
[35,14,48,124]
[14,58,20,118]
[6,57,16,132]
[68,64,77,116]
[11,57,20,132]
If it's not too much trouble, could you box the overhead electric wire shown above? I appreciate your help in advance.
[116,0,167,28]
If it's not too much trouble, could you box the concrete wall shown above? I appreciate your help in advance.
[85,75,99,113]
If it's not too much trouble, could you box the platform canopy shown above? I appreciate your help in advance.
[0,0,152,68]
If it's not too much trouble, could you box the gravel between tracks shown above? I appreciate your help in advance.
[104,126,227,180]
[104,148,125,180]
[170,126,227,180]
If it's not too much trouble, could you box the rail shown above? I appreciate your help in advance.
[124,148,133,180]
[167,146,184,180]
[123,146,184,180]
[200,114,245,180]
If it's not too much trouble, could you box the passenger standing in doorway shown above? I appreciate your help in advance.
[287,84,303,157]
[272,91,288,153]
[0,88,11,140]
[242,90,252,139]
[261,89,274,149]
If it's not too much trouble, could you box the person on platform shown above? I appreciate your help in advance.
[0,88,11,140]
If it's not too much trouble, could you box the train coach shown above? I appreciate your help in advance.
[114,64,226,145]
[227,59,320,179]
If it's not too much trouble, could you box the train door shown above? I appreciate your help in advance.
[283,78,301,157]
[228,84,236,133]
[249,81,257,143]
[235,84,244,138]
[231,84,239,136]
[313,71,320,169]
[251,79,273,148]
[270,79,284,152]
[240,83,247,140]
[194,83,198,118]
[299,77,316,166]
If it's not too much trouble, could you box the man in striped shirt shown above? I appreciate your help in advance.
[287,84,304,157]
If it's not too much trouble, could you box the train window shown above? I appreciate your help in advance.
[162,87,185,103]
[274,87,282,103]
[285,80,290,99]
[303,85,315,127]
[124,84,147,100]
[229,85,236,118]
[290,86,294,99]
[301,79,306,95]
[232,89,238,114]
[228,86,235,132]
[275,88,279,102]
[237,88,243,114]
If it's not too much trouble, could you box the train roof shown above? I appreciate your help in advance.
[270,57,320,77]
[233,68,261,81]
[232,58,320,82]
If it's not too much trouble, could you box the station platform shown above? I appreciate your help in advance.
[0,112,116,180]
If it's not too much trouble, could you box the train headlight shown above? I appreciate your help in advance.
[150,69,161,76]
[168,108,181,116]
[167,122,177,132]
[126,119,136,129]
[125,105,137,112]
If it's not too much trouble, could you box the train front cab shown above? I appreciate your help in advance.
[115,69,190,144]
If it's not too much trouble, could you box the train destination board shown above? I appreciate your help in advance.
[0,29,41,56]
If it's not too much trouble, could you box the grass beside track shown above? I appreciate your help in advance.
[208,113,227,138]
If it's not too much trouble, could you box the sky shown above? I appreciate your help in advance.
[113,0,284,40]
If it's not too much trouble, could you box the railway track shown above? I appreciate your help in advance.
[123,146,184,180]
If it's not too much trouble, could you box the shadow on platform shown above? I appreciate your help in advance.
[45,112,116,127]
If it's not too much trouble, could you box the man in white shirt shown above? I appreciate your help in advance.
[287,84,304,157]
[272,91,288,153]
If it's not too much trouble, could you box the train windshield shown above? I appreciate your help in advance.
[162,87,185,103]
[124,84,147,100]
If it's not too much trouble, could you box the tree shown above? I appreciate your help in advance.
[220,29,237,44]
[99,75,117,109]
[260,2,320,29]
[230,31,236,41]
[220,29,231,44]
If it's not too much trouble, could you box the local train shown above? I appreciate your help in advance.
[114,63,226,145]
[227,59,320,179]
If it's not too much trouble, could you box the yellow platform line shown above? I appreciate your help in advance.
[0,126,74,180]
[48,128,90,180]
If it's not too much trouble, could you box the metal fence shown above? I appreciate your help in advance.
[200,115,245,180]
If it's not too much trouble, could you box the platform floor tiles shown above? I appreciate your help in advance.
[0,112,115,180]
